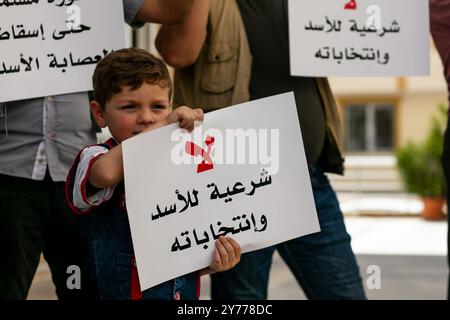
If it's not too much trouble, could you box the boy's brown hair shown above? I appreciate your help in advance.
[92,48,172,109]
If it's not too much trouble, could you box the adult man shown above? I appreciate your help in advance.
[0,0,194,300]
[157,0,366,299]
[430,0,450,298]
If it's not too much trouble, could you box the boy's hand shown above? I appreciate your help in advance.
[200,236,241,276]
[165,106,204,132]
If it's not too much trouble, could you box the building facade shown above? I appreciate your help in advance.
[130,25,447,194]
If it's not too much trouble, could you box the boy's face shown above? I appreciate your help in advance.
[91,83,171,143]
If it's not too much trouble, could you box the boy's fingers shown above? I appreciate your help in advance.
[226,237,241,263]
[195,108,204,121]
[175,108,203,131]
[180,119,191,130]
[216,237,229,267]
[165,113,175,125]
[182,123,194,133]
[220,236,236,265]
[211,248,220,269]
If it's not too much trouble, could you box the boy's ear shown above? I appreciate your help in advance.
[90,101,107,128]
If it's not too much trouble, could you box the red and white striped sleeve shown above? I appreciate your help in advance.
[71,145,117,212]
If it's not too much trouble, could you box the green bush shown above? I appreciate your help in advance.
[395,104,446,198]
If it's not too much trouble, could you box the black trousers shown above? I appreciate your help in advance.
[0,172,97,299]
[443,117,450,299]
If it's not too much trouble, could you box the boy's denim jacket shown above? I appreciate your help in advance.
[66,138,199,300]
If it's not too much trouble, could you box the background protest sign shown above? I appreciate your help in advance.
[122,92,321,291]
[288,0,429,77]
[0,0,125,103]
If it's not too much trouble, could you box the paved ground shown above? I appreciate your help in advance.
[337,192,425,215]
[27,216,448,300]
[201,253,447,300]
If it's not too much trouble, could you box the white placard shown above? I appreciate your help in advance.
[0,0,125,102]
[122,92,321,291]
[288,0,430,77]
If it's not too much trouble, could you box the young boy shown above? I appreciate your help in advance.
[65,48,241,300]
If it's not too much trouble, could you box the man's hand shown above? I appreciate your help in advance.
[200,236,241,276]
[165,106,204,132]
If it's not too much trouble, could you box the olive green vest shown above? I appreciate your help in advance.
[173,0,252,111]
[173,0,345,174]
[316,78,345,174]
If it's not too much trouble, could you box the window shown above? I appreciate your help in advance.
[344,103,395,152]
